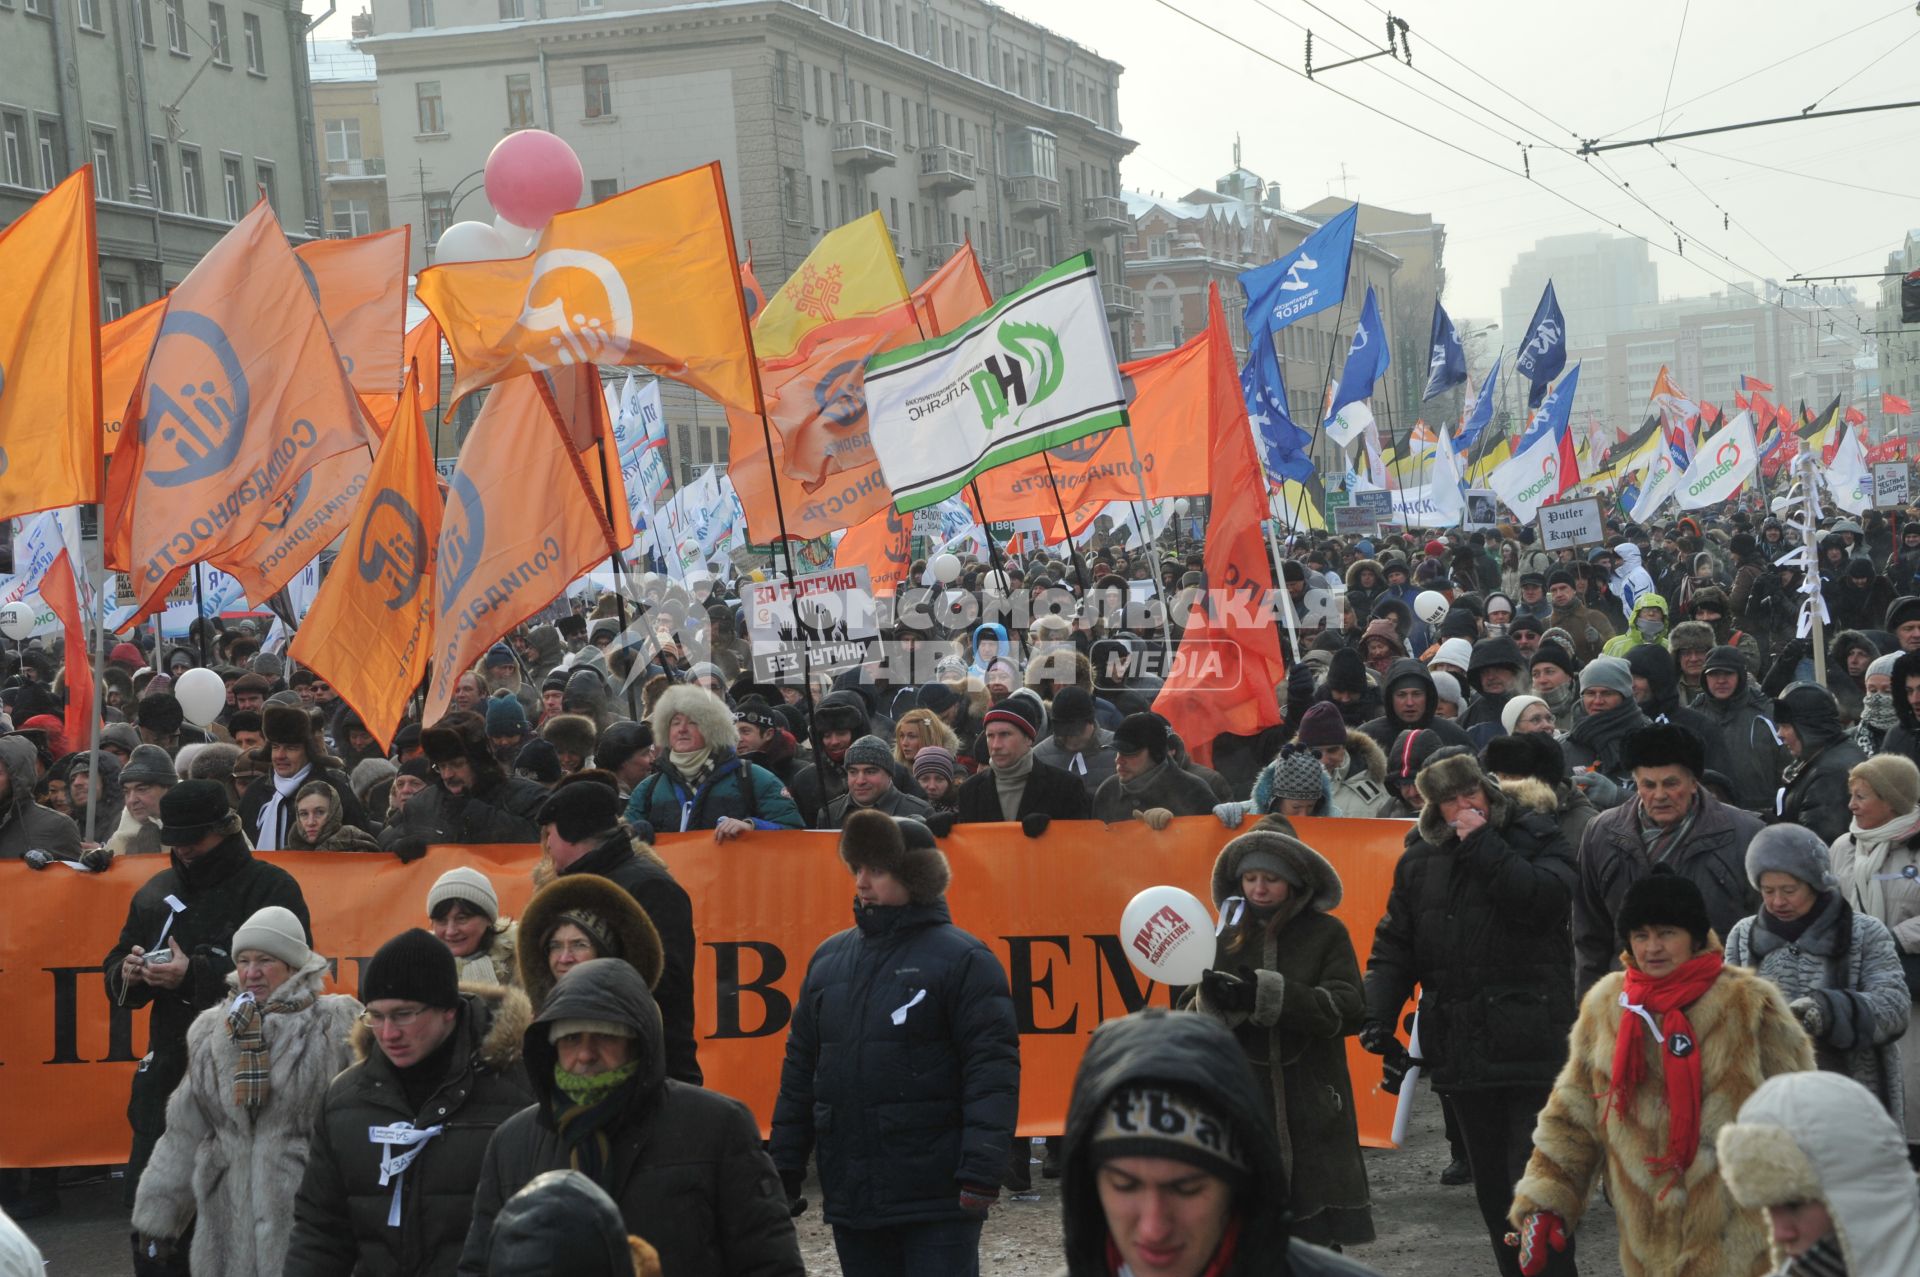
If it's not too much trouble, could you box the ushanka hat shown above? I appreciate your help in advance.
[838,810,950,904]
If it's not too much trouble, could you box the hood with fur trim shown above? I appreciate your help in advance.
[647,684,738,753]
[1344,558,1385,593]
[1495,776,1561,818]
[517,869,665,1012]
[1343,728,1387,786]
[1207,827,1342,913]
[349,980,532,1071]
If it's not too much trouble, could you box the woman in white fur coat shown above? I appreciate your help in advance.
[131,906,360,1276]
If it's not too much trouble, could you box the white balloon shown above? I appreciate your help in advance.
[173,667,227,728]
[1414,589,1450,626]
[1118,885,1218,986]
[433,220,511,265]
[1172,498,1191,517]
[0,602,32,641]
[931,553,961,584]
[492,214,538,257]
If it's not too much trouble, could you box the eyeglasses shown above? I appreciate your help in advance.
[359,1006,432,1029]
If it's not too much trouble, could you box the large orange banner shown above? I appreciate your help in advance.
[0,816,1410,1167]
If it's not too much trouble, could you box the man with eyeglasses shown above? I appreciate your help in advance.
[287,928,533,1277]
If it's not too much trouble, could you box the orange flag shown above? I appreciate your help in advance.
[294,227,409,397]
[103,200,374,619]
[762,301,920,488]
[362,317,443,438]
[0,167,102,518]
[213,446,373,605]
[834,504,913,595]
[101,299,166,457]
[1152,284,1285,766]
[416,162,756,416]
[729,244,996,542]
[40,549,92,750]
[970,329,1213,520]
[289,375,440,750]
[422,376,616,724]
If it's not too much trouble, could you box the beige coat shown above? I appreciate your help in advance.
[1829,818,1920,1143]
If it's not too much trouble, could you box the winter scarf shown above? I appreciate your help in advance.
[666,746,713,788]
[1783,1234,1846,1277]
[1607,950,1725,1191]
[255,764,311,851]
[1636,793,1701,867]
[1118,759,1171,796]
[551,1059,641,1184]
[1843,806,1920,919]
[992,749,1035,821]
[226,985,315,1117]
[1861,689,1898,734]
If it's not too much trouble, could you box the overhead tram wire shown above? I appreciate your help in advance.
[1798,24,1920,116]
[1655,1,1692,135]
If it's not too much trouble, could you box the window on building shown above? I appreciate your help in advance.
[425,191,451,243]
[90,130,114,199]
[505,74,534,128]
[416,81,444,133]
[773,50,790,108]
[1002,52,1013,86]
[323,117,360,163]
[407,0,432,26]
[909,10,920,52]
[941,25,952,65]
[1148,234,1169,259]
[256,161,275,211]
[77,0,100,31]
[164,0,185,50]
[827,72,839,121]
[332,198,371,237]
[242,13,263,71]
[1047,67,1058,105]
[498,0,522,16]
[583,64,611,117]
[0,114,24,187]
[837,183,848,224]
[881,90,890,127]
[104,279,129,321]
[878,3,889,40]
[148,139,170,207]
[590,177,617,202]
[907,200,917,247]
[781,166,804,223]
[819,177,829,228]
[811,65,823,114]
[221,155,242,219]
[133,0,154,43]
[1017,59,1028,97]
[1148,294,1174,346]
[968,36,978,75]
[22,0,43,15]
[35,119,62,189]
[207,3,229,63]
[180,147,204,215]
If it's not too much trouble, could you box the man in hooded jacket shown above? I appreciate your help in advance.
[1359,659,1471,755]
[0,735,81,859]
[379,712,549,857]
[1774,682,1867,844]
[1686,644,1789,814]
[457,959,801,1277]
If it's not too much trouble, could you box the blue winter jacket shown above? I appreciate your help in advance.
[623,750,803,832]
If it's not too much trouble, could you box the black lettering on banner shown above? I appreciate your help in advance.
[1086,934,1167,1020]
[44,967,140,1064]
[1002,935,1077,1034]
[708,941,791,1038]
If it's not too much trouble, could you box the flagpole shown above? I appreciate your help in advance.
[1039,455,1091,593]
[192,564,210,665]
[1286,276,1355,531]
[1118,425,1176,669]
[588,396,643,721]
[83,553,103,846]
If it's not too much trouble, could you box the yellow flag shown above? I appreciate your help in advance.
[749,212,909,361]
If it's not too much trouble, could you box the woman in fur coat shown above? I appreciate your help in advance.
[1508,870,1814,1277]
[132,906,361,1276]
[1186,821,1374,1247]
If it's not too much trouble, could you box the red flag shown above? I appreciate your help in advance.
[1150,284,1285,766]
[39,550,91,749]
[1740,374,1774,394]
[1733,391,1749,413]
[1885,392,1912,416]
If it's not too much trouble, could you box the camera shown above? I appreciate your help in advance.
[146,948,174,966]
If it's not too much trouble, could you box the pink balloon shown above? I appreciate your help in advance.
[484,130,584,231]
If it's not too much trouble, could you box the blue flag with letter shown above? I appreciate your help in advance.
[1238,204,1358,339]
[1324,285,1390,426]
[1514,281,1567,408]
[1456,352,1501,454]
[1422,300,1467,401]
[1240,333,1315,482]
[1516,362,1581,453]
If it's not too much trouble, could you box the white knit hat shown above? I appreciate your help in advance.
[1430,638,1473,672]
[427,866,500,922]
[230,905,313,969]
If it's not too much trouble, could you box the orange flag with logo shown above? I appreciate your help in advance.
[1152,284,1285,766]
[289,375,439,749]
[834,504,913,595]
[294,227,409,398]
[422,376,617,723]
[101,299,166,457]
[103,200,374,619]
[40,549,93,750]
[416,163,756,415]
[763,301,920,488]
[214,445,373,605]
[729,243,995,542]
[0,167,102,518]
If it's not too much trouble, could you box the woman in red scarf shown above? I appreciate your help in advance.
[1506,869,1814,1277]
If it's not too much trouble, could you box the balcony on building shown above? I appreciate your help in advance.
[1006,175,1060,220]
[325,156,386,181]
[918,145,975,193]
[832,120,895,171]
[926,240,964,269]
[1082,194,1129,238]
[1103,283,1141,317]
[1004,127,1060,220]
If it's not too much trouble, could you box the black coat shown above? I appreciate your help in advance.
[556,831,701,1086]
[239,765,370,849]
[1363,780,1579,1093]
[1357,659,1472,754]
[953,756,1090,823]
[377,772,548,857]
[285,987,535,1277]
[458,960,802,1277]
[1782,736,1868,845]
[770,898,1020,1229]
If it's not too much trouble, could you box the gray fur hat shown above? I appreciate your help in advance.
[838,809,949,904]
[1744,823,1834,891]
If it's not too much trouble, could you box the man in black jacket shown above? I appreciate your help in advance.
[379,711,548,858]
[952,691,1089,831]
[539,781,700,1086]
[105,780,310,1205]
[771,811,1019,1275]
[239,703,369,849]
[458,959,801,1277]
[1358,659,1471,754]
[1774,682,1866,844]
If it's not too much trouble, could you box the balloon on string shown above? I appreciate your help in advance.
[0,603,32,641]
[930,553,961,584]
[173,667,227,728]
[1172,498,1191,517]
[433,220,510,265]
[1414,590,1450,625]
[485,130,584,231]
[492,214,538,257]
[1118,885,1217,986]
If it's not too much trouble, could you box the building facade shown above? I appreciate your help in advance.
[1878,234,1920,443]
[0,0,324,311]
[1500,231,1659,355]
[310,37,392,236]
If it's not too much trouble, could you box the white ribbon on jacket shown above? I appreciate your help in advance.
[370,1122,445,1226]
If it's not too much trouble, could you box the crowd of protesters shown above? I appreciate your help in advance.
[2,496,1920,1274]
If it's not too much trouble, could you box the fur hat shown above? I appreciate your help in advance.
[1615,865,1713,947]
[1620,722,1705,778]
[231,905,314,969]
[1483,731,1565,786]
[262,702,316,748]
[1294,702,1348,748]
[1578,656,1634,699]
[1414,751,1486,808]
[648,684,738,753]
[135,693,185,735]
[1745,824,1834,891]
[1668,620,1716,653]
[539,713,598,762]
[537,781,623,842]
[1851,754,1920,816]
[516,872,664,1009]
[421,711,493,770]
[838,809,950,904]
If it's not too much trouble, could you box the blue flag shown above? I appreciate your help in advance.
[1514,281,1567,408]
[1517,362,1581,453]
[1238,204,1358,338]
[1422,300,1467,401]
[1241,334,1315,482]
[1456,352,1502,454]
[1324,285,1390,426]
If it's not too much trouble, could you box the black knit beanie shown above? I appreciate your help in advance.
[361,928,461,1008]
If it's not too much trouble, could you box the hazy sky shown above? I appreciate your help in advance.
[319,0,1917,350]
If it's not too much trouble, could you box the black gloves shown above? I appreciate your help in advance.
[778,1168,807,1218]
[1358,1021,1397,1055]
[1379,1043,1414,1095]
[925,811,957,838]
[1200,967,1256,1014]
[1020,812,1051,839]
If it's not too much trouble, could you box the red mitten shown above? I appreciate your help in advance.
[1506,1210,1568,1277]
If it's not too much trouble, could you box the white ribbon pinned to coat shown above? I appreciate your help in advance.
[371,1122,445,1226]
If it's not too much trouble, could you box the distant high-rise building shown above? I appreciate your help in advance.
[1500,232,1658,353]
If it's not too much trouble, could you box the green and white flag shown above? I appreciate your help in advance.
[865,253,1128,512]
